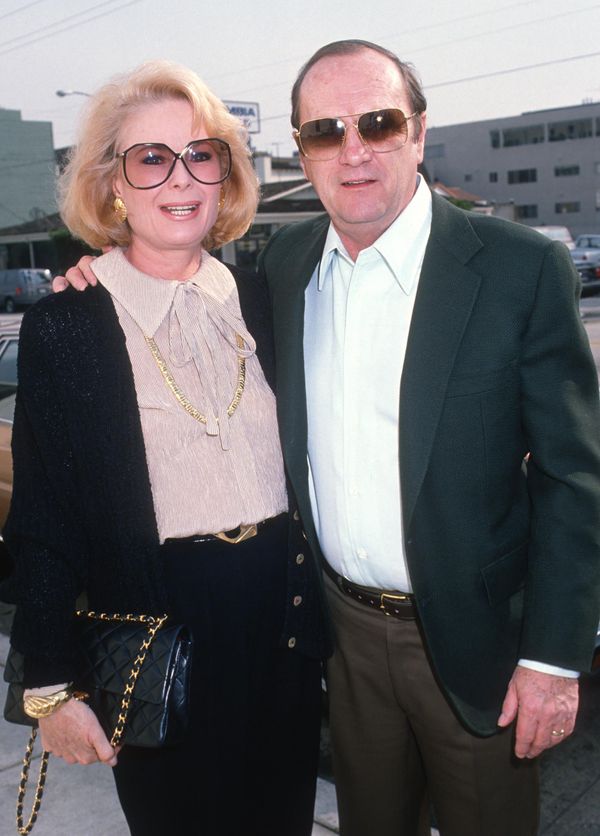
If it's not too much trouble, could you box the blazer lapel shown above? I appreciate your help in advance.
[400,195,484,532]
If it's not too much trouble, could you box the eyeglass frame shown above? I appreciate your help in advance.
[293,108,419,161]
[115,138,232,190]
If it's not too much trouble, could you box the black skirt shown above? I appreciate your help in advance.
[112,514,322,836]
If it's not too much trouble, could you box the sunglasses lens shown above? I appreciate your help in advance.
[299,117,346,160]
[357,109,409,150]
[183,139,231,184]
[124,144,176,188]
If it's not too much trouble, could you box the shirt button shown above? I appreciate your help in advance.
[293,595,303,607]
[293,510,300,521]
[296,553,305,565]
[288,637,297,649]
[349,485,359,496]
[357,548,367,559]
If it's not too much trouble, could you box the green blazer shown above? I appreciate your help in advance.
[258,191,600,735]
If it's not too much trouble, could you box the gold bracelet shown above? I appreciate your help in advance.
[23,686,73,719]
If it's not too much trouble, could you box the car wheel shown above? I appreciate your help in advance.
[3,298,15,313]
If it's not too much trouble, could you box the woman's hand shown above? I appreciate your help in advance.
[52,255,99,292]
[39,698,119,766]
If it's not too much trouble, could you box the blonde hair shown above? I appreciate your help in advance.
[59,60,259,251]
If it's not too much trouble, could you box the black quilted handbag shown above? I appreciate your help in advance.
[3,611,193,834]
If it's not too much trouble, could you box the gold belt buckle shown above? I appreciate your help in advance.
[214,523,258,545]
[379,591,411,613]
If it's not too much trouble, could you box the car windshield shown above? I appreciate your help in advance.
[575,237,600,249]
[25,270,51,286]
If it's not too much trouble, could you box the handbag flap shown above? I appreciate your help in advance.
[74,619,189,706]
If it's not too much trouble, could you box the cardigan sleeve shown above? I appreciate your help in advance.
[5,306,89,687]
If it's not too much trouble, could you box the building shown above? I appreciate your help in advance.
[425,102,600,236]
[0,109,57,267]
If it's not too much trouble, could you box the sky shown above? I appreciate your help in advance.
[1,0,600,156]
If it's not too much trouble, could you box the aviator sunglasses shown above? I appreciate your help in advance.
[293,108,418,161]
[116,138,232,189]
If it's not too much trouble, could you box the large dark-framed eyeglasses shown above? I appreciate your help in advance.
[116,138,232,189]
[293,108,418,161]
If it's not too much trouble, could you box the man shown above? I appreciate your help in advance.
[257,40,600,835]
[55,40,600,835]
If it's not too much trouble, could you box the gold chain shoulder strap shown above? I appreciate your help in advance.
[16,728,49,835]
[16,611,169,835]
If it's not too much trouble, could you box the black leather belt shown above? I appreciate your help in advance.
[323,560,416,619]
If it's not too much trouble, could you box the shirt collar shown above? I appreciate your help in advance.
[91,247,221,336]
[317,175,432,294]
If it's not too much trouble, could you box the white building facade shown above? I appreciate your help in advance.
[425,102,600,236]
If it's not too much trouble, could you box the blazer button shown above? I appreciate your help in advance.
[296,553,305,565]
[293,510,300,521]
[293,595,303,607]
[288,637,297,648]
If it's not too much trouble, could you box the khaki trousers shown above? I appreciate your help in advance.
[324,573,540,836]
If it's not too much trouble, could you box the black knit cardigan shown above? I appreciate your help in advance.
[3,266,330,687]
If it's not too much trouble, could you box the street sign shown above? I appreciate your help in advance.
[223,101,261,134]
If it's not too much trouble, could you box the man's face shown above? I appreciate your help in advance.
[296,50,426,259]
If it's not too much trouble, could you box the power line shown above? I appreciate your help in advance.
[0,0,144,57]
[427,49,600,90]
[0,0,48,23]
[208,0,546,84]
[408,3,600,56]
[221,2,600,101]
[0,0,122,50]
[251,49,600,126]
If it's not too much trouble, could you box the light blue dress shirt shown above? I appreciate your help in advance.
[304,176,431,592]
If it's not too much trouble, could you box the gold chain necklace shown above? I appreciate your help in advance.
[144,333,246,425]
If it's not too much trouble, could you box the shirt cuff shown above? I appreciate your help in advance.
[518,659,579,678]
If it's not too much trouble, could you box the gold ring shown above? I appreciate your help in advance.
[551,728,565,737]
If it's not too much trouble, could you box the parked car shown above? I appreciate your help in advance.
[0,317,21,580]
[0,268,52,313]
[572,234,600,259]
[531,225,575,250]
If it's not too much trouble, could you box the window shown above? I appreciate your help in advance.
[508,169,537,184]
[595,162,600,175]
[548,119,593,142]
[464,174,472,182]
[555,201,580,214]
[489,172,498,183]
[490,130,500,149]
[515,205,538,219]
[554,165,580,177]
[502,125,544,147]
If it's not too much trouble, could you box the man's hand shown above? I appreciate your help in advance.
[39,698,119,766]
[52,255,99,293]
[497,666,578,759]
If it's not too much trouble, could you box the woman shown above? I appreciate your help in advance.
[3,61,329,836]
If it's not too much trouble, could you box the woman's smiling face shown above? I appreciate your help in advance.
[113,98,222,264]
